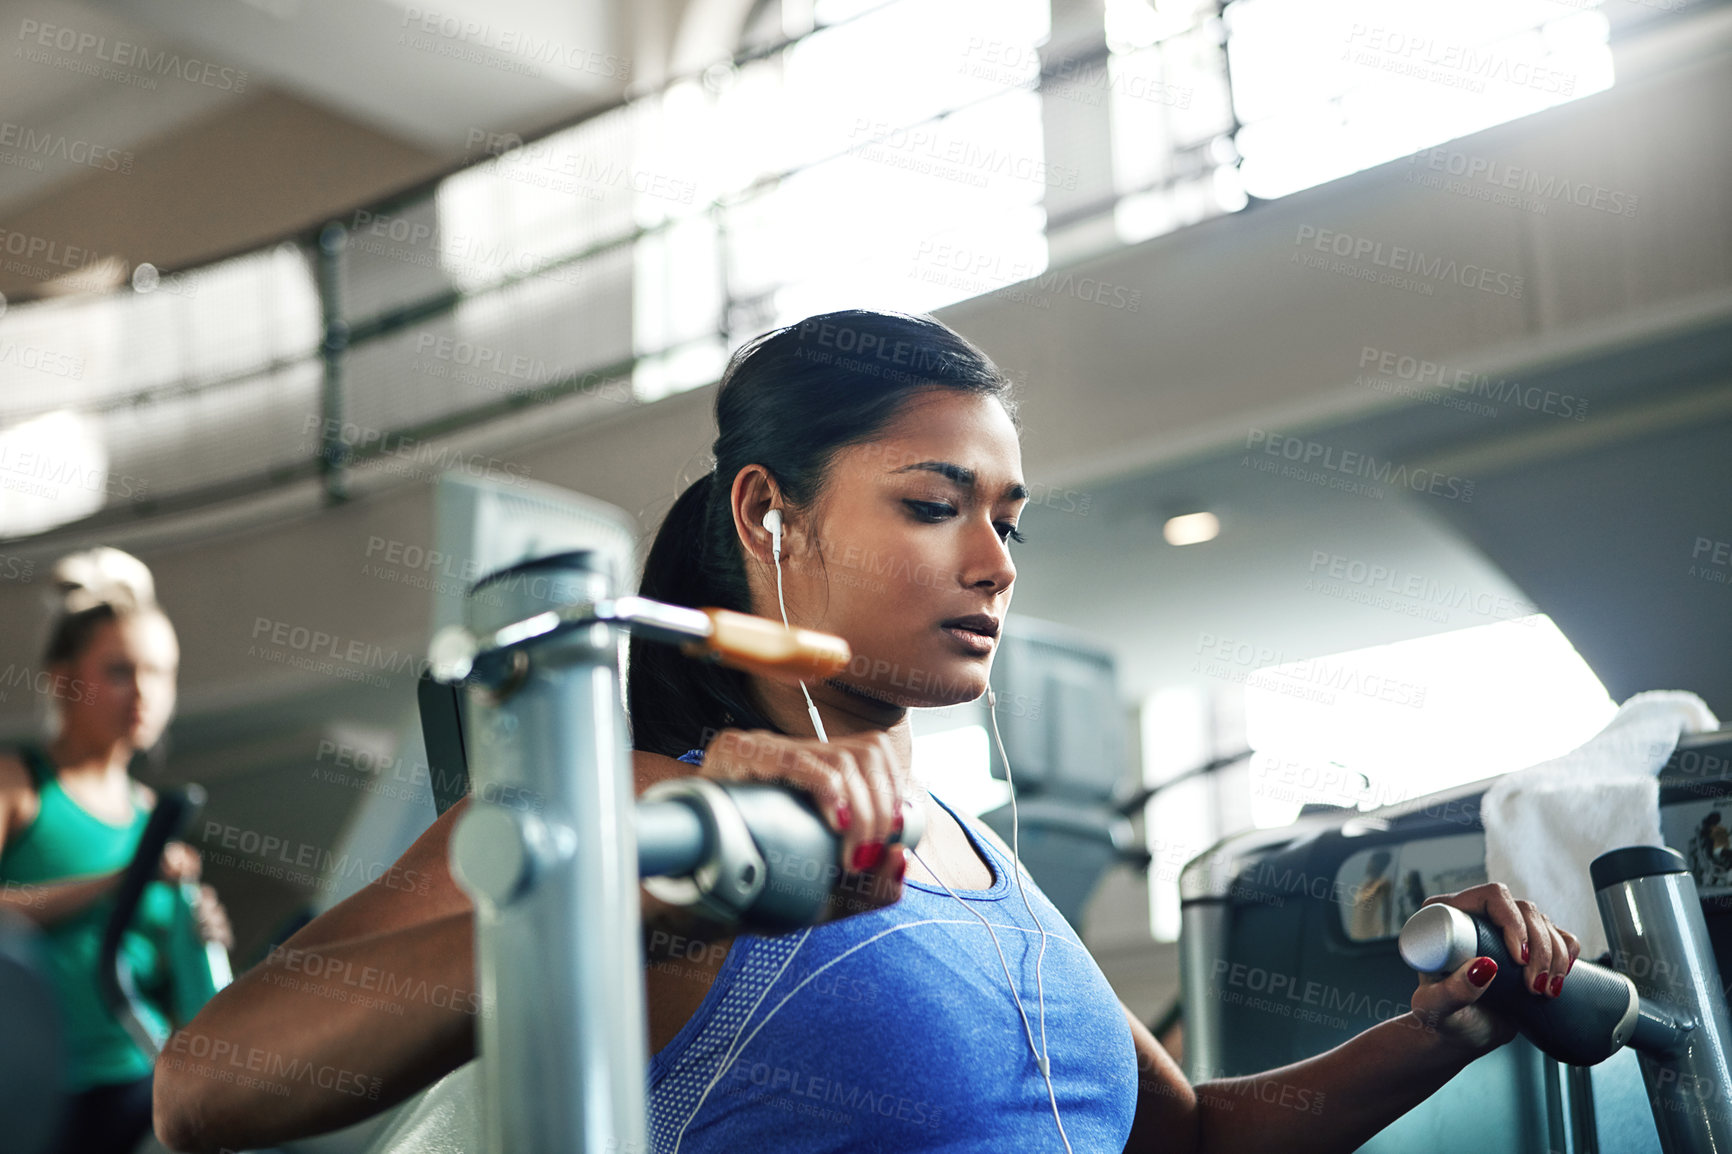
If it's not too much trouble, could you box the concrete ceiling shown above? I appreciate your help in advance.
[0,0,637,300]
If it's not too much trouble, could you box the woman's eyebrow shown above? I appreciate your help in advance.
[891,459,1029,501]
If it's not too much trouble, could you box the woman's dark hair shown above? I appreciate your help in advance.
[628,309,1017,757]
[45,604,124,667]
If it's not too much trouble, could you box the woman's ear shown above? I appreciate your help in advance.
[729,464,783,566]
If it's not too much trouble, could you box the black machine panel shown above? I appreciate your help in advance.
[1198,731,1732,1154]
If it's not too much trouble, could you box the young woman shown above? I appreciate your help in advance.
[0,547,233,1154]
[154,310,1582,1154]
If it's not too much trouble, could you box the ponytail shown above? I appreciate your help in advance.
[628,473,775,757]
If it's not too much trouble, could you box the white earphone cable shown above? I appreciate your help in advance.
[768,511,829,742]
[988,687,1071,1152]
[765,509,1067,1149]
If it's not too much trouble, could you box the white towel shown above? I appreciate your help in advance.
[1481,690,1721,959]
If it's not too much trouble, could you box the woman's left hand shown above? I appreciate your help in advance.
[1409,882,1581,1056]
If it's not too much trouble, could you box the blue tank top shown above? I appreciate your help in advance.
[647,749,1138,1153]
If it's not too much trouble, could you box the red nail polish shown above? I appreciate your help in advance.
[851,842,884,872]
[1519,942,1530,964]
[835,801,852,832]
[892,810,905,835]
[1550,974,1564,997]
[1468,957,1497,987]
[1533,973,1547,994]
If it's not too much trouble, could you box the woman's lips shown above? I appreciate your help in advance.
[940,625,995,655]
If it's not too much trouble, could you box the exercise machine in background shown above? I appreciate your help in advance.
[973,618,1152,928]
[1181,727,1732,1154]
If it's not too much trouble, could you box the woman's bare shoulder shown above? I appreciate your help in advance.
[0,750,28,793]
[0,751,32,846]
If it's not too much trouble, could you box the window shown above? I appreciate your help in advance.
[1225,0,1613,201]
[1245,614,1617,828]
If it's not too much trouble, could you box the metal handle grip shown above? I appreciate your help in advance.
[683,608,851,683]
[639,780,924,932]
[1399,904,1647,1066]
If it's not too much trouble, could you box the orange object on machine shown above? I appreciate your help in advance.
[683,608,851,683]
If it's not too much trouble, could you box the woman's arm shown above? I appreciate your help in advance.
[156,733,908,1152]
[154,794,478,1153]
[1124,998,1481,1154]
[1,871,126,925]
[154,912,479,1154]
[1125,883,1579,1154]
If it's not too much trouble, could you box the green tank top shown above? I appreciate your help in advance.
[0,746,176,1090]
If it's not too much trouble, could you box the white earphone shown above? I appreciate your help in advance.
[762,505,1071,1151]
[764,509,828,741]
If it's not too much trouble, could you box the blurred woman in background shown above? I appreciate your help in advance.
[0,546,232,1154]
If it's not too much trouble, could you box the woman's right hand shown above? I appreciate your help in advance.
[695,728,912,920]
[159,840,202,884]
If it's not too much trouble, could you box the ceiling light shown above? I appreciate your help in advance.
[1163,511,1219,545]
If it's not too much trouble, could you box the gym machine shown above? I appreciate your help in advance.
[1401,845,1732,1154]
[421,548,923,1154]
